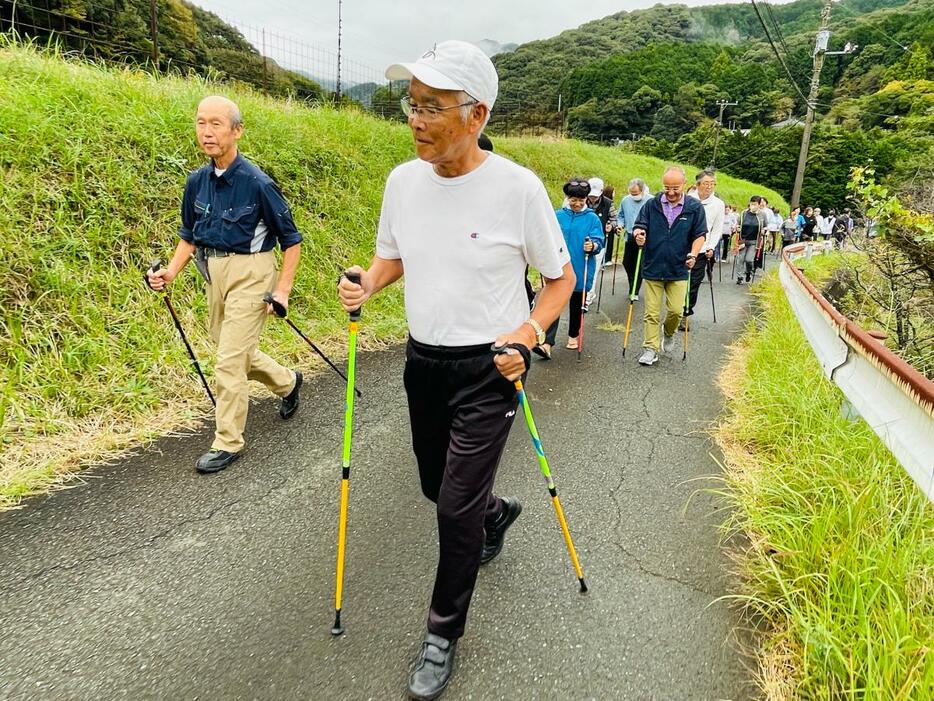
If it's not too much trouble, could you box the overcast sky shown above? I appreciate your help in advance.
[190,0,793,85]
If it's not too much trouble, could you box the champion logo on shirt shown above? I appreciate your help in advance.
[470,232,480,239]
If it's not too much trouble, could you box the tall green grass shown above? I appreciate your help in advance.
[0,39,785,506]
[717,271,934,699]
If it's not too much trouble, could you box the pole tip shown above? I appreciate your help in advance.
[579,579,589,594]
[331,611,344,636]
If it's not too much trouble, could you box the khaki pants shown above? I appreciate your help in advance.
[207,251,295,452]
[642,279,687,353]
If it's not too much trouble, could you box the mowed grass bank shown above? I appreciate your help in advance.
[0,41,785,507]
[716,271,934,698]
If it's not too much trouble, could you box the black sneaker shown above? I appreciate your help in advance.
[279,370,302,420]
[407,633,456,701]
[736,278,743,285]
[480,497,522,564]
[195,449,241,474]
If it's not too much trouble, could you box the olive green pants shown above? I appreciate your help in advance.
[642,279,688,353]
[206,251,295,453]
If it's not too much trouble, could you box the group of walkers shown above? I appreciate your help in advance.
[144,38,832,701]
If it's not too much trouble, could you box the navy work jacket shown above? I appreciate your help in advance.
[633,193,707,281]
[178,153,302,253]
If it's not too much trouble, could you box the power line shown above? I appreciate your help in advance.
[831,0,910,52]
[763,1,790,57]
[750,0,814,109]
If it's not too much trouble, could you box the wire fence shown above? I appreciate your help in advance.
[0,0,570,136]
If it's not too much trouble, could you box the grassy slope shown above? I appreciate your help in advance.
[0,42,785,506]
[716,269,934,699]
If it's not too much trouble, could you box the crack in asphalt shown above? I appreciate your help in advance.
[606,398,721,600]
[3,470,295,591]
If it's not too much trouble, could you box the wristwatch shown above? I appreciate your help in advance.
[524,318,545,345]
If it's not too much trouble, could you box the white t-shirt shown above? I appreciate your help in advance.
[698,194,725,252]
[376,153,569,346]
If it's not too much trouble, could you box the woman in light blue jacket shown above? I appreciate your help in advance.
[540,178,604,356]
[617,178,651,299]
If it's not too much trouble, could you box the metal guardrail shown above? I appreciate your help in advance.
[779,243,934,504]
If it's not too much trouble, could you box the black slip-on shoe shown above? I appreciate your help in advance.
[195,449,241,474]
[279,370,303,420]
[408,633,456,701]
[480,497,523,565]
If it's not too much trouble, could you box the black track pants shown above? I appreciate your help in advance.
[403,337,521,640]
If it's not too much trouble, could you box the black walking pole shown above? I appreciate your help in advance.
[144,260,215,406]
[718,240,723,282]
[707,258,717,323]
[595,252,606,313]
[610,235,621,296]
[262,293,361,397]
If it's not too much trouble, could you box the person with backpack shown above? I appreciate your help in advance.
[735,196,767,284]
[583,177,615,308]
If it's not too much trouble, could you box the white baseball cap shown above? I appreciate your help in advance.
[386,40,498,110]
[588,177,604,197]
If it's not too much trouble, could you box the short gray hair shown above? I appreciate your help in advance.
[695,168,716,183]
[457,90,490,130]
[628,177,647,193]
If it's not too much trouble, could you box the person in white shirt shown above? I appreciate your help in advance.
[721,204,738,261]
[337,40,574,701]
[686,169,724,317]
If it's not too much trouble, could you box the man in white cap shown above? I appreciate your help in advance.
[583,177,615,308]
[337,40,574,701]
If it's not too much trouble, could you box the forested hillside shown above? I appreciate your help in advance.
[490,0,933,205]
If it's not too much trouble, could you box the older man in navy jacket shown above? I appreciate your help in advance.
[632,166,707,366]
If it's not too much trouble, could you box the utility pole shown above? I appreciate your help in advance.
[149,0,159,70]
[557,93,562,138]
[335,0,343,103]
[711,98,737,168]
[262,28,268,95]
[790,0,833,209]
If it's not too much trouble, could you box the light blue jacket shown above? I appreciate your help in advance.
[556,207,604,292]
[617,195,650,241]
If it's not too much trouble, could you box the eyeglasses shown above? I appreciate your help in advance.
[662,186,683,193]
[401,95,478,121]
[566,180,589,189]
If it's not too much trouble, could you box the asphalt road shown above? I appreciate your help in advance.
[1,262,755,701]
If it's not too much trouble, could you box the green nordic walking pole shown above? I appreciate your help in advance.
[332,271,362,636]
[515,378,588,593]
[621,247,643,358]
[488,346,587,594]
